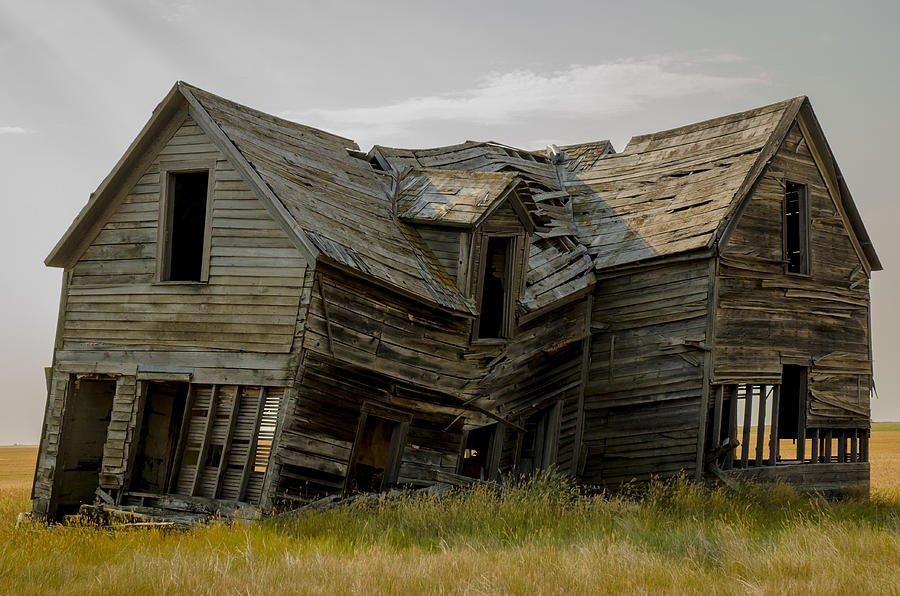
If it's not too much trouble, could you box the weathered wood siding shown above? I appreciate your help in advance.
[31,371,70,514]
[715,122,871,427]
[35,116,313,515]
[57,115,308,382]
[416,226,463,282]
[583,257,711,485]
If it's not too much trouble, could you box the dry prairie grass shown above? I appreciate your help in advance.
[0,434,898,595]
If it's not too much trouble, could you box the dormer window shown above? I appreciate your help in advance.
[477,236,513,339]
[158,165,213,282]
[784,181,809,274]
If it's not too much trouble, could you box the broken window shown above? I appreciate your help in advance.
[161,170,210,281]
[460,425,499,481]
[346,405,410,494]
[477,236,512,339]
[784,181,809,274]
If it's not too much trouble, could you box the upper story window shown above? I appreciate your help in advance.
[477,236,513,339]
[784,181,809,274]
[159,168,212,282]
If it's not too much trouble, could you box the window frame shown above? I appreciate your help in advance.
[472,233,519,343]
[343,402,411,494]
[456,424,503,481]
[156,159,216,283]
[783,179,810,276]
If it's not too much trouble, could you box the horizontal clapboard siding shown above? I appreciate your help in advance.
[583,257,710,485]
[715,124,871,425]
[63,116,305,356]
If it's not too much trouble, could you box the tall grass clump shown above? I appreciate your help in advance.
[1,471,899,594]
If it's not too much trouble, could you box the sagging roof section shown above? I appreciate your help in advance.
[377,141,597,316]
[566,98,805,269]
[48,83,880,321]
[396,168,521,227]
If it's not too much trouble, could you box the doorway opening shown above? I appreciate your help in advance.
[129,382,189,494]
[51,378,116,519]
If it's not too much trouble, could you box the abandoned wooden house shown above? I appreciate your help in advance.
[32,82,881,520]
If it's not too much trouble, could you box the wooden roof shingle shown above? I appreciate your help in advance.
[566,98,805,269]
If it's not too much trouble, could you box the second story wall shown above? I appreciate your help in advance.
[58,115,309,382]
[715,122,872,426]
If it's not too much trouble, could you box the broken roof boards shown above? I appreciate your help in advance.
[34,83,880,520]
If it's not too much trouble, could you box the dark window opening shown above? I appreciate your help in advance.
[460,425,497,480]
[785,181,808,273]
[164,171,209,281]
[478,237,511,339]
[347,415,399,493]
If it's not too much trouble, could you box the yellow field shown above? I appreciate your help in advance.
[0,430,898,594]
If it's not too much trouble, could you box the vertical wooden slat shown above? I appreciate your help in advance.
[810,428,819,464]
[755,385,767,466]
[191,384,219,496]
[850,429,858,463]
[711,385,724,452]
[838,430,847,463]
[166,384,195,493]
[741,385,752,468]
[860,430,869,462]
[238,387,267,502]
[725,385,738,470]
[824,430,833,462]
[214,385,243,499]
[769,385,780,466]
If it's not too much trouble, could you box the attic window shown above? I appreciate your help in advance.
[784,181,809,274]
[477,236,512,339]
[160,170,211,281]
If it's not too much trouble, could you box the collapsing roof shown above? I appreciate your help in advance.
[46,83,881,321]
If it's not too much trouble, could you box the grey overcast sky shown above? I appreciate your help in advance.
[1,0,898,443]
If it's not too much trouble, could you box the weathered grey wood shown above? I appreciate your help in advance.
[214,385,243,498]
[166,384,195,493]
[741,389,753,467]
[191,384,218,496]
[711,384,724,452]
[755,385,767,465]
[810,428,819,463]
[725,385,737,469]
[769,385,780,466]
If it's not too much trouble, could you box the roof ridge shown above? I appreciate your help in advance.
[624,96,806,152]
[177,81,358,149]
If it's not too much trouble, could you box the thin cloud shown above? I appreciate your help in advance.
[0,126,33,135]
[283,54,768,145]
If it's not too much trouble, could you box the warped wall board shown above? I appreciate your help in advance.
[62,116,306,364]
[481,298,591,475]
[272,354,464,500]
[715,123,871,425]
[583,257,711,485]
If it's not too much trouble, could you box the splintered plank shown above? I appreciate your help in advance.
[166,384,195,493]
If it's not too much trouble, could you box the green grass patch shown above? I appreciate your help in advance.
[3,473,899,594]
